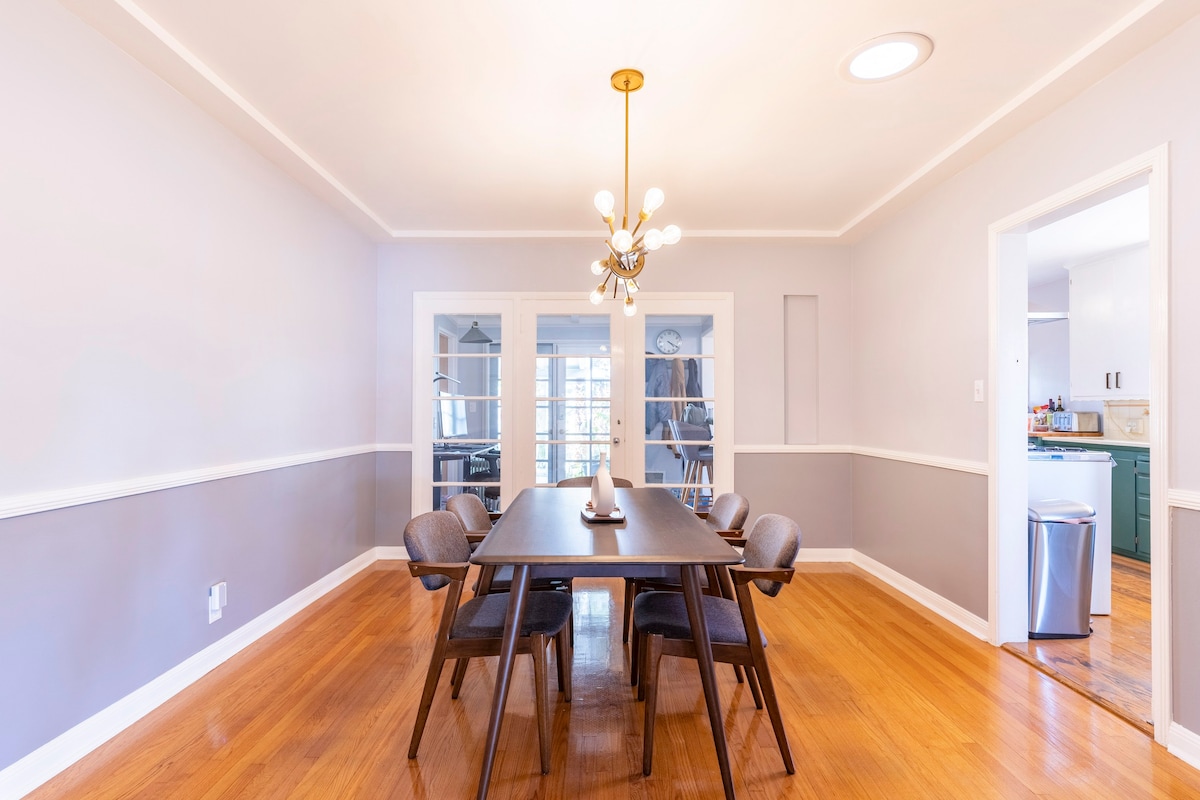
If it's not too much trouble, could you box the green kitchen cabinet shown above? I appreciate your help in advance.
[1134,453,1151,560]
[1068,442,1150,562]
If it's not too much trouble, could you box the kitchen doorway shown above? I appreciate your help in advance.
[986,146,1169,741]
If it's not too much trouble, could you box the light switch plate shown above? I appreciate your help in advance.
[208,581,227,624]
[973,380,984,402]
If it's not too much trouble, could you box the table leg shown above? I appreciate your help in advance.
[680,564,735,799]
[475,563,531,800]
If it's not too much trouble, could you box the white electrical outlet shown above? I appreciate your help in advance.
[208,581,227,624]
[973,380,985,402]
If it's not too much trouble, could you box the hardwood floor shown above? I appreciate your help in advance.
[26,561,1200,799]
[1003,554,1152,734]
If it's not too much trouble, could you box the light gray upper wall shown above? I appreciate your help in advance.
[377,239,852,448]
[0,0,379,499]
[849,12,1200,489]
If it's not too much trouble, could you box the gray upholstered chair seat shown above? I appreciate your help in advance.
[632,591,764,647]
[452,591,574,640]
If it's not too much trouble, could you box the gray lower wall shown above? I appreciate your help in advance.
[1175,508,1200,731]
[852,456,988,619]
[0,453,377,771]
[734,453,853,549]
[375,450,413,546]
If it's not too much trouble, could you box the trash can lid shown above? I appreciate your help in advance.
[1028,498,1096,523]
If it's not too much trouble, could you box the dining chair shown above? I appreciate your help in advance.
[403,510,574,774]
[621,492,750,643]
[666,419,713,509]
[634,512,801,777]
[446,490,576,687]
[556,476,635,488]
[445,492,494,549]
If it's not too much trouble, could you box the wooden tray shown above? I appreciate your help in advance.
[581,505,625,523]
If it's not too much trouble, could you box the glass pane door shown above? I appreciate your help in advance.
[533,314,615,485]
[429,313,501,511]
[642,314,717,510]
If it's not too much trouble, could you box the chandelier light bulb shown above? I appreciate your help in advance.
[594,190,615,218]
[662,224,681,245]
[612,229,634,253]
[589,284,606,305]
[642,187,665,214]
[625,277,640,294]
[590,259,607,276]
[623,296,637,316]
[643,228,663,251]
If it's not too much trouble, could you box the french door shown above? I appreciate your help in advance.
[412,293,732,514]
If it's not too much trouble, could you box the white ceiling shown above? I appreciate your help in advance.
[61,0,1197,240]
[1026,184,1150,288]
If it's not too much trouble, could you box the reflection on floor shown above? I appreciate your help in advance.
[1003,554,1152,734]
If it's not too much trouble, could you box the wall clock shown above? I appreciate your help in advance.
[655,329,682,354]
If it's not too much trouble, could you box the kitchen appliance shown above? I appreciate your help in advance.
[1028,445,1113,615]
[1051,411,1100,432]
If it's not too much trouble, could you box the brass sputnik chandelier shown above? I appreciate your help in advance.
[588,69,680,316]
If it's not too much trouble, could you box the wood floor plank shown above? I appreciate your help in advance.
[23,560,1200,799]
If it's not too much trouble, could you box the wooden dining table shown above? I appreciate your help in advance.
[469,486,745,799]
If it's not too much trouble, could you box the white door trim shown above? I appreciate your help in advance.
[986,144,1170,741]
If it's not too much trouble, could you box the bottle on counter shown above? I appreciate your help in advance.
[1055,396,1064,412]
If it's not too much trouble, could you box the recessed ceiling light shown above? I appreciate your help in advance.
[840,33,933,82]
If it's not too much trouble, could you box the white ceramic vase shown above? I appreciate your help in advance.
[590,450,616,516]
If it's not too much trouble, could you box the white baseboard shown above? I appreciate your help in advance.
[794,548,853,562]
[1169,721,1200,771]
[376,546,409,560]
[849,551,989,641]
[0,548,379,800]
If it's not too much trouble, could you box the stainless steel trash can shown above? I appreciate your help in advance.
[1028,499,1097,639]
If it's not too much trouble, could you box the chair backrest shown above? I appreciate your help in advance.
[706,493,750,531]
[741,514,801,597]
[667,419,711,461]
[446,492,492,532]
[404,511,471,591]
[556,476,634,488]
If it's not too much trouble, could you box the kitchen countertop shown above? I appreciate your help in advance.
[1036,434,1150,449]
[1027,430,1101,438]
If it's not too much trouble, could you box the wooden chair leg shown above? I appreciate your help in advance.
[622,579,636,643]
[630,616,641,687]
[636,630,651,701]
[641,633,664,776]
[531,632,552,774]
[748,644,794,773]
[555,625,572,702]
[745,664,763,709]
[407,646,449,758]
[449,658,470,698]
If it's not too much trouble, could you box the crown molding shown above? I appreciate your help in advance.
[61,0,1193,245]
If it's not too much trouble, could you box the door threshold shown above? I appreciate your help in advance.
[1001,643,1153,736]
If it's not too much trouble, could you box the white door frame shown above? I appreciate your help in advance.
[987,144,1170,740]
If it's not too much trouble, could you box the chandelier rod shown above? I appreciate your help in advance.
[623,75,630,232]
